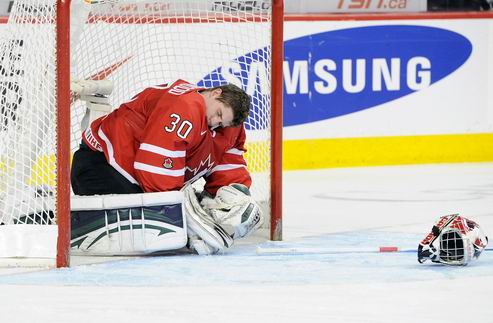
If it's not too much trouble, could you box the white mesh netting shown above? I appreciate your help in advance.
[0,0,272,231]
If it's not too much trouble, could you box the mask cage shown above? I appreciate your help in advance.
[439,229,467,265]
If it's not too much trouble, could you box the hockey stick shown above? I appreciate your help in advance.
[256,246,493,256]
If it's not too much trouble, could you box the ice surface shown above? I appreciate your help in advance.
[1,162,492,323]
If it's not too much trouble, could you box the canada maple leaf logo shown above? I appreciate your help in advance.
[163,157,173,169]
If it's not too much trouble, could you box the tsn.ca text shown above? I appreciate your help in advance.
[337,0,410,10]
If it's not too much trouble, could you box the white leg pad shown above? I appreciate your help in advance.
[71,191,187,256]
[183,186,234,253]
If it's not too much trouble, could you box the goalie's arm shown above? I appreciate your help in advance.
[204,126,251,196]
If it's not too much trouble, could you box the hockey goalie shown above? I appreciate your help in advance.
[69,79,264,256]
[71,184,263,256]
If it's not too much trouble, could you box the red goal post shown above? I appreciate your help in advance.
[0,0,283,267]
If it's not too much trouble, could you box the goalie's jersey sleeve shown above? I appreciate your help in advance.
[82,79,251,194]
[204,125,251,195]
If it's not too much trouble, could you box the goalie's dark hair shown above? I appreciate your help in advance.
[206,83,251,127]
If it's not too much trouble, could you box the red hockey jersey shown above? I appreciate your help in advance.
[82,79,252,195]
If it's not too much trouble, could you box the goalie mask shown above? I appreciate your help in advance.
[418,214,488,266]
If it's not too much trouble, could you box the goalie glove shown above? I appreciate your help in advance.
[201,183,264,240]
[183,186,234,255]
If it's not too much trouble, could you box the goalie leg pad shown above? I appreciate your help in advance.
[183,186,234,254]
[71,192,187,256]
[188,232,220,256]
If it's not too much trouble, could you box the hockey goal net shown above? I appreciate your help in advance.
[0,0,283,267]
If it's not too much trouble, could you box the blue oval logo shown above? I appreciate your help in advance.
[199,25,472,128]
[198,48,270,130]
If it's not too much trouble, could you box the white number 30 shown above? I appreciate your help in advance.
[164,113,193,139]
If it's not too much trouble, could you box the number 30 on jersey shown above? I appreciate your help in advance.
[164,113,193,139]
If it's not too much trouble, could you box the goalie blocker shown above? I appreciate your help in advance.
[70,184,263,256]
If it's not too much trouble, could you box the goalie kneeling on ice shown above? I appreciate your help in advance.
[418,214,488,266]
[71,191,187,256]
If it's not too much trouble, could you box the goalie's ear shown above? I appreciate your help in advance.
[230,183,251,196]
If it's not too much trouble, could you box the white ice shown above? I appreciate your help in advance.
[1,162,492,323]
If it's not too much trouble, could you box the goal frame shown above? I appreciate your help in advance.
[55,0,284,267]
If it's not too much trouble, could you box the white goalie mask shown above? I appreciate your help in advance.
[418,214,488,266]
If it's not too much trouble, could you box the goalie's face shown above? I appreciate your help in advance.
[202,88,234,128]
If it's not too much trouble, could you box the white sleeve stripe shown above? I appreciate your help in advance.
[134,162,185,177]
[225,148,244,156]
[208,164,246,175]
[98,128,139,185]
[149,84,171,89]
[139,143,186,158]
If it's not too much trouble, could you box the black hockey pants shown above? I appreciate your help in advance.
[71,142,143,195]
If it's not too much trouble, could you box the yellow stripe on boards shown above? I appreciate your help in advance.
[283,133,493,170]
[0,154,73,190]
[29,154,56,187]
[1,133,492,189]
[244,141,270,173]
